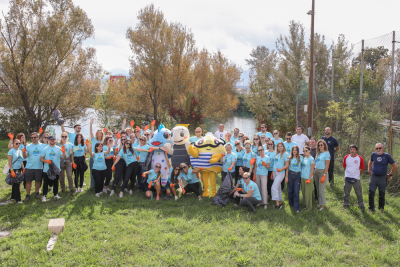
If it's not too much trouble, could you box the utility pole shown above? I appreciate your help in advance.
[330,49,334,128]
[357,40,364,150]
[307,0,315,138]
[389,31,395,155]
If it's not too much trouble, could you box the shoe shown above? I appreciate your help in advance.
[95,193,100,197]
[103,189,107,193]
[35,192,40,199]
[275,205,279,209]
[119,192,123,198]
[54,194,61,199]
[264,205,268,210]
[83,182,86,186]
[110,191,114,197]
[129,190,133,195]
[156,195,159,201]
[79,188,83,192]
[198,198,202,201]
[278,205,283,210]
[319,207,324,211]
[23,195,30,202]
[250,208,256,212]
[124,188,128,192]
[42,196,47,202]
[369,208,375,213]
[174,196,178,200]
[18,201,23,204]
[296,210,300,213]
[76,188,79,193]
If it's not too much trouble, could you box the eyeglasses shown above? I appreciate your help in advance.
[195,131,201,133]
[304,150,309,152]
[31,136,37,139]
[140,139,146,141]
[61,136,67,138]
[375,147,383,150]
[113,132,118,135]
[257,149,263,152]
[234,131,239,134]
[235,144,240,146]
[43,137,49,139]
[121,138,127,141]
[155,166,161,168]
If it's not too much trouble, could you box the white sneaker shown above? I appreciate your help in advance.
[174,196,179,200]
[18,201,23,204]
[83,182,86,186]
[129,190,133,195]
[42,196,46,202]
[95,193,100,197]
[79,188,83,192]
[109,191,114,197]
[119,192,123,198]
[103,189,107,193]
[76,188,79,193]
[264,205,268,210]
[54,194,61,200]
[124,188,128,192]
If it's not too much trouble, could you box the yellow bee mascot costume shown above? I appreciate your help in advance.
[187,133,226,197]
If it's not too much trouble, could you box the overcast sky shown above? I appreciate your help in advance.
[1,0,399,75]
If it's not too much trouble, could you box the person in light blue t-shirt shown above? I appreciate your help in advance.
[301,146,315,211]
[189,127,203,143]
[234,172,262,212]
[283,132,298,155]
[314,139,331,210]
[7,139,25,203]
[178,163,202,200]
[254,148,270,209]
[257,124,273,139]
[72,133,87,193]
[220,143,237,183]
[265,140,276,202]
[271,142,290,210]
[88,142,112,196]
[286,145,303,212]
[233,141,245,184]
[251,135,263,156]
[272,130,283,146]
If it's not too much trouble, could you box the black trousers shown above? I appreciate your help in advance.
[92,169,106,194]
[10,169,22,201]
[105,159,113,186]
[240,197,261,211]
[121,162,139,192]
[328,159,334,184]
[74,156,86,188]
[43,173,59,196]
[234,166,241,185]
[112,158,126,191]
[267,171,273,200]
[184,182,201,197]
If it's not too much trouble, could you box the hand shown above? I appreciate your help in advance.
[123,118,126,125]
[113,156,116,162]
[142,173,146,177]
[8,133,14,140]
[136,126,141,131]
[276,168,281,172]
[148,147,154,153]
[106,156,113,160]
[60,146,66,154]
[72,163,77,169]
[368,170,372,175]
[144,125,149,131]
[228,167,232,171]
[85,139,89,146]
[221,153,225,157]
[111,166,115,171]
[151,120,156,127]
[250,158,256,166]
[90,118,94,124]
[148,181,153,188]
[103,128,107,133]
[387,174,392,181]
[234,191,240,197]
[114,148,119,154]
[136,157,140,161]
[306,179,311,184]
[22,169,25,174]
[262,161,266,166]
[285,178,288,183]
[117,132,121,139]
[22,147,26,153]
[320,175,326,184]
[44,160,52,164]
[11,170,16,178]
[182,188,186,194]
[271,172,274,180]
[165,150,168,157]
[170,183,175,187]
[39,127,43,134]
[130,120,134,128]
[199,167,203,171]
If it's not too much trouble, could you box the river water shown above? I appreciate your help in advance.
[48,109,257,140]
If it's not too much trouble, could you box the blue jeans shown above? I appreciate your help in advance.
[287,171,301,211]
[90,157,95,188]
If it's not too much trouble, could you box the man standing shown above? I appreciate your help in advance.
[189,127,203,143]
[225,133,235,146]
[231,128,240,142]
[283,132,297,155]
[321,127,339,185]
[343,144,365,211]
[292,126,310,156]
[214,124,227,141]
[61,123,85,143]
[40,136,66,202]
[368,143,398,213]
[257,124,273,139]
[22,132,46,201]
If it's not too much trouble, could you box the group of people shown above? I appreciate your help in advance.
[5,121,397,214]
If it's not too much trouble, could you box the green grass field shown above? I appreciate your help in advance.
[0,140,399,266]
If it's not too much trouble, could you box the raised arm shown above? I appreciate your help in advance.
[90,118,94,139]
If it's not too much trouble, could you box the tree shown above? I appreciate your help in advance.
[353,46,389,72]
[0,0,103,134]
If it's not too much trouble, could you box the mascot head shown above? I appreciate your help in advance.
[149,123,171,147]
[193,132,226,153]
[170,125,190,145]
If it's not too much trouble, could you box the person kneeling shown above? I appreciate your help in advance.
[143,163,162,201]
[178,163,202,201]
[234,172,262,212]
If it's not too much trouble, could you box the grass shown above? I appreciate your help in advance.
[0,139,400,266]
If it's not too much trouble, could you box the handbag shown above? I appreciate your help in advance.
[345,177,357,184]
[3,158,20,175]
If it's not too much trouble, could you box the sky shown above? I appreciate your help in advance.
[0,0,399,82]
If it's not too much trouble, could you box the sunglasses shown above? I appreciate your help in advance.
[180,166,187,170]
[261,127,265,128]
[43,137,49,139]
[113,133,118,135]
[286,138,291,140]
[318,144,324,147]
[254,138,259,140]
[268,144,273,146]
[125,143,131,145]
[31,136,38,139]
[274,133,278,135]
[195,131,201,133]
[375,147,383,150]
[61,136,68,138]
[243,177,249,180]
[15,142,20,145]
[140,139,146,141]
[155,166,161,168]
[235,144,240,146]
[257,149,264,152]
[108,139,113,141]
[121,138,127,141]
[239,136,244,138]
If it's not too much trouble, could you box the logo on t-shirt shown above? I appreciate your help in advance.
[97,156,103,163]
[377,157,382,162]
[49,150,56,160]
[127,153,133,160]
[354,160,358,164]
[33,148,39,156]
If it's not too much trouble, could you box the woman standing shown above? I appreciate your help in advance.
[272,130,283,146]
[251,135,262,156]
[40,133,50,145]
[286,145,303,212]
[265,140,276,201]
[233,141,245,185]
[253,147,270,209]
[8,139,25,203]
[242,140,256,178]
[90,119,105,188]
[103,136,115,193]
[220,143,236,183]
[137,136,151,191]
[314,140,330,210]
[178,163,202,201]
[9,133,27,189]
[272,142,290,209]
[301,146,315,211]
[72,133,87,193]
[88,142,111,197]
[59,132,74,195]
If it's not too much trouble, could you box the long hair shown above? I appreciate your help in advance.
[316,139,328,156]
[275,141,287,159]
[123,141,134,154]
[252,135,261,150]
[103,136,112,146]
[74,133,85,146]
[95,142,103,153]
[170,165,180,184]
[59,132,69,146]
[289,145,301,163]
[234,141,244,152]
[40,133,49,144]
[95,130,104,142]
[15,133,26,146]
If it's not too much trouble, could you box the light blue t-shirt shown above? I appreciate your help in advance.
[147,169,160,184]
[69,132,85,144]
[92,152,107,170]
[265,151,276,171]
[72,144,86,157]
[136,144,150,163]
[283,141,298,155]
[222,152,237,172]
[273,138,283,146]
[301,156,315,179]
[25,143,46,169]
[91,137,103,153]
[242,180,262,201]
[315,151,331,170]
[8,148,23,169]
[18,144,26,162]
[178,169,199,184]
[273,152,290,172]
[242,151,256,168]
[234,148,245,166]
[118,148,137,166]
[257,132,273,139]
[225,140,235,147]
[103,145,114,157]
[231,136,239,143]
[60,142,73,160]
[252,145,262,156]
[256,155,270,175]
[41,146,63,172]
[189,136,202,143]
[289,156,304,172]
